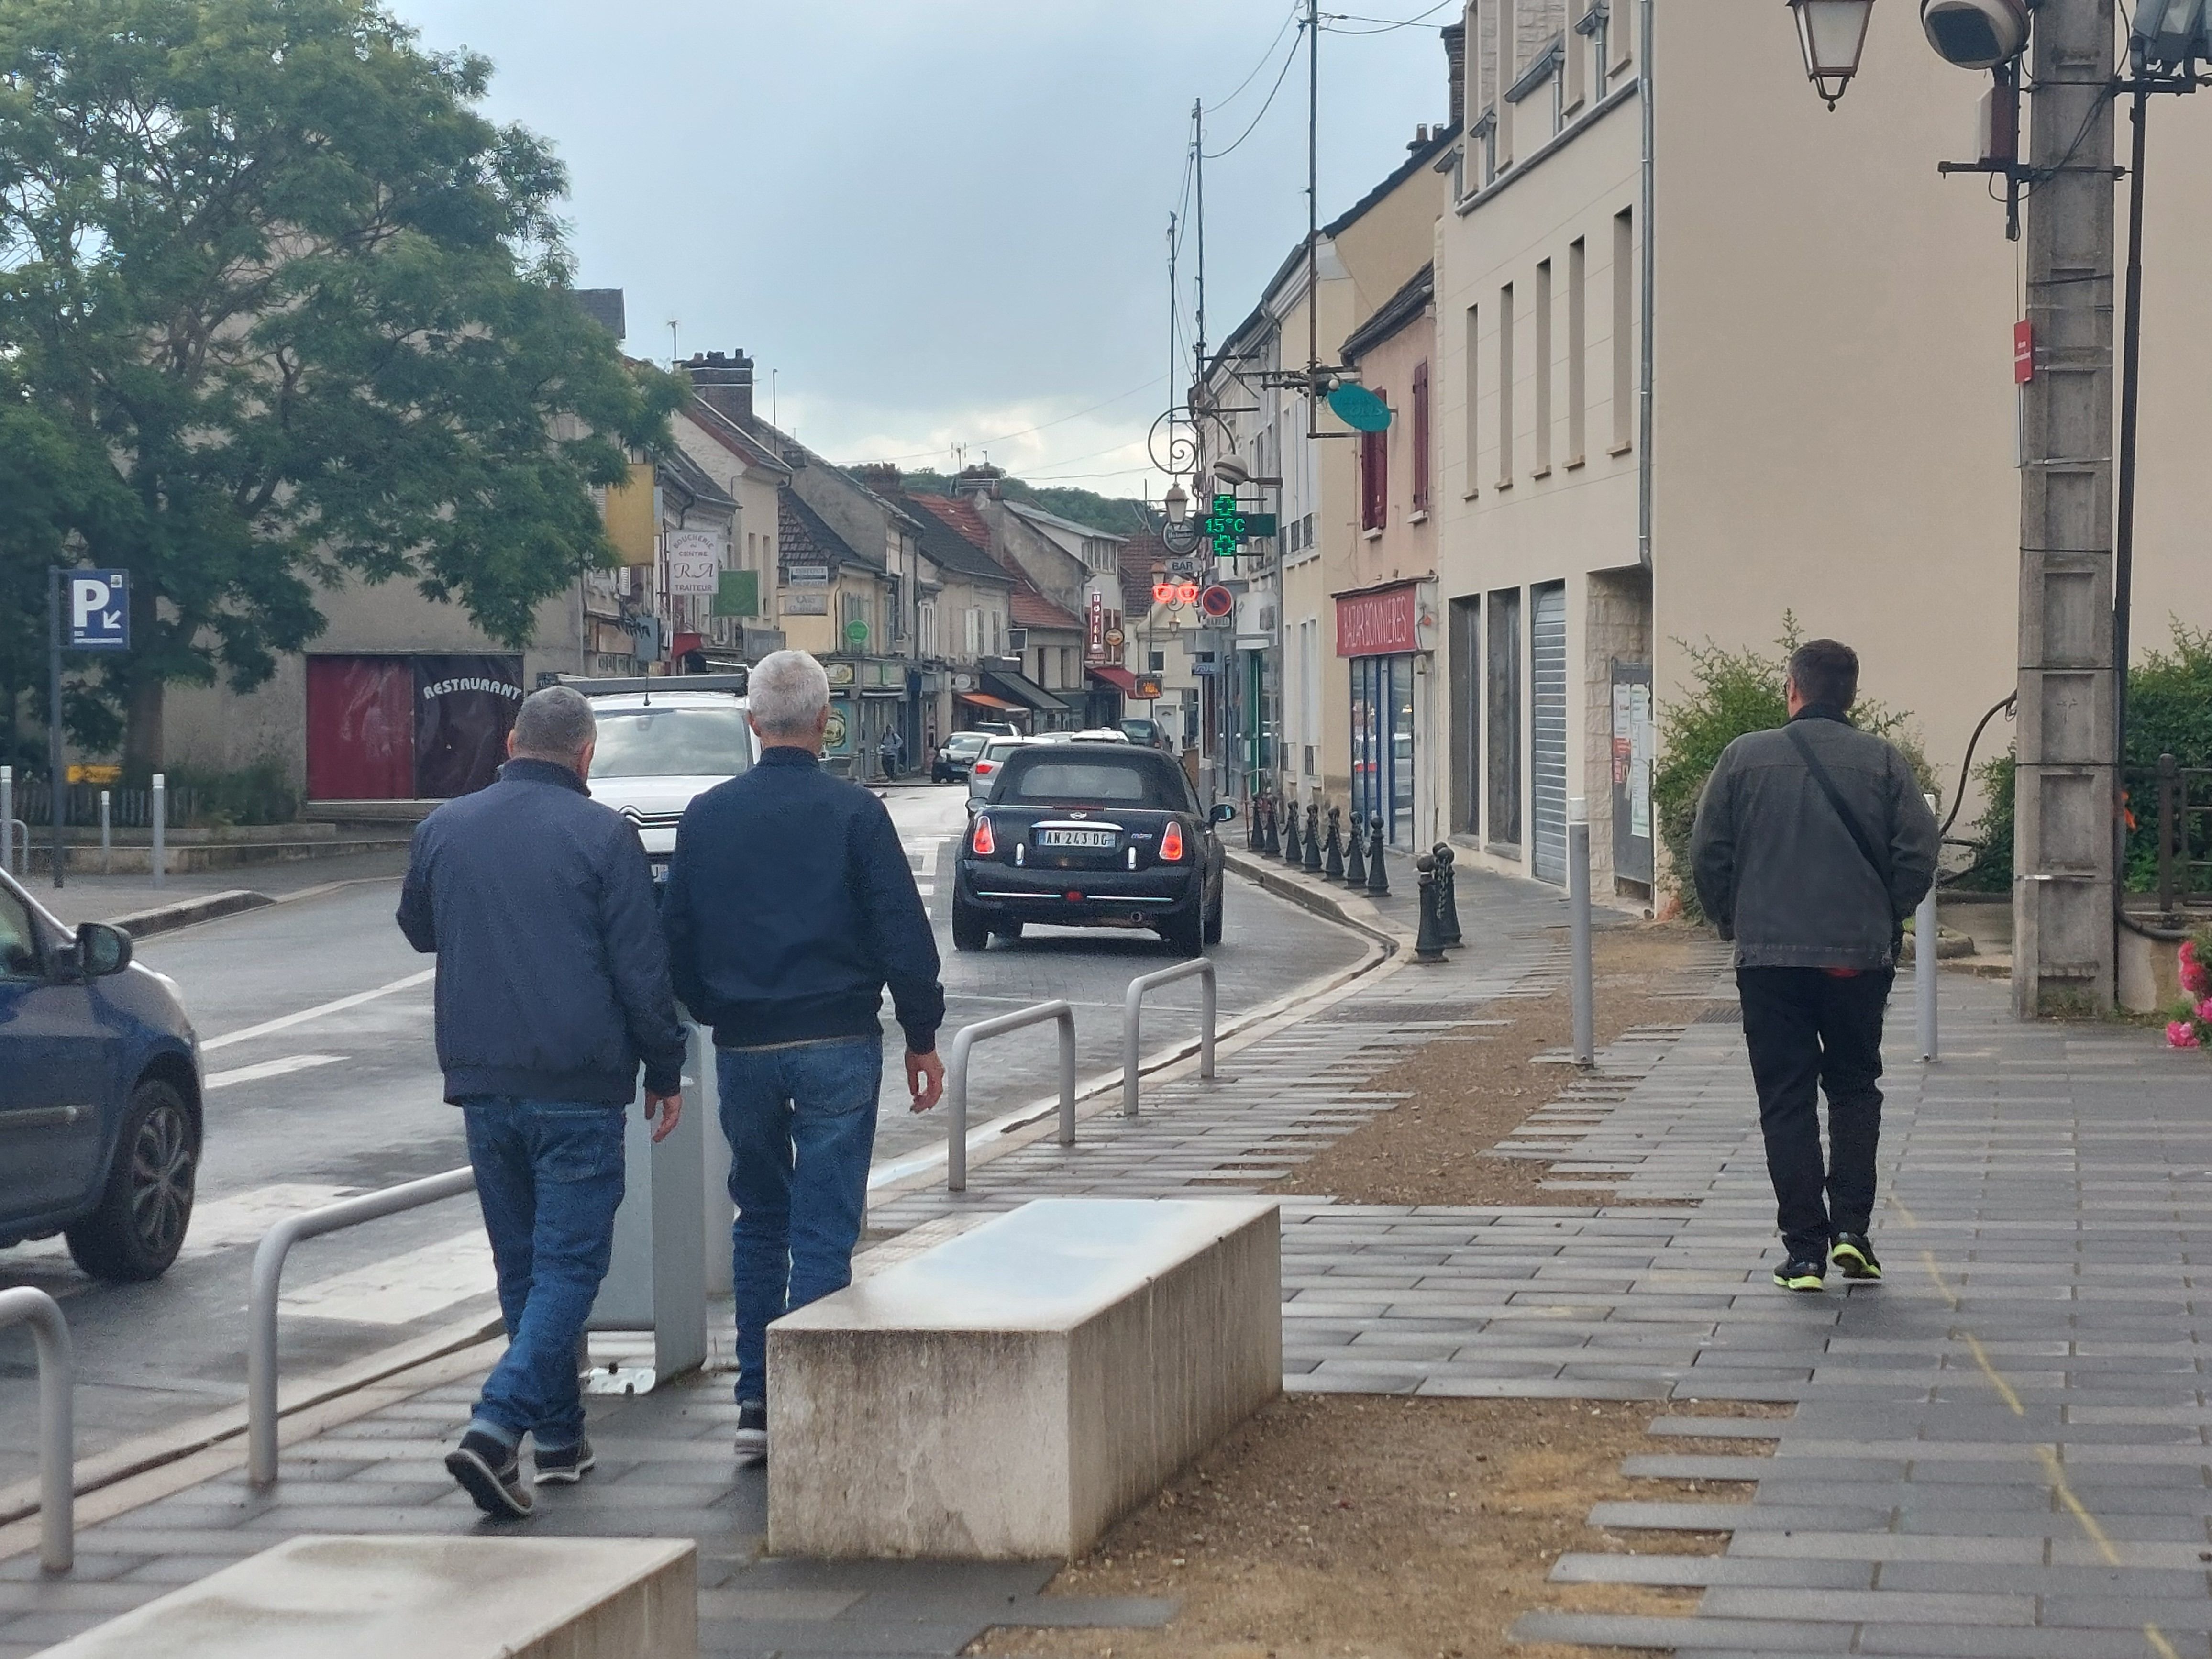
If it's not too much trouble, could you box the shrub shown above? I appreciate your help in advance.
[1951,751,2014,894]
[2167,932,2212,1051]
[162,760,299,827]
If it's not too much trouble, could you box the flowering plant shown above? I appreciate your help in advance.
[2168,935,2212,1050]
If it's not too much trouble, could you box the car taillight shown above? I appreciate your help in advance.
[972,815,996,856]
[975,760,995,774]
[1160,820,1186,862]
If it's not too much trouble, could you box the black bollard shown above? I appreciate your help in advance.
[1323,806,1346,881]
[1281,798,1303,865]
[1412,853,1448,963]
[1365,815,1390,896]
[1302,803,1323,873]
[1261,793,1281,858]
[1343,812,1368,886]
[1434,842,1463,947]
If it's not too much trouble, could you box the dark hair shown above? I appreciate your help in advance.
[1788,639,1859,711]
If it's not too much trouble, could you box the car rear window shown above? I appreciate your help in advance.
[1001,755,1190,809]
[590,706,754,779]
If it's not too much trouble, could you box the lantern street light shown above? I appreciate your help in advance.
[1789,0,1878,107]
[1163,482,1188,525]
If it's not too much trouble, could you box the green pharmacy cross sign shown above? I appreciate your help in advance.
[1203,495,1277,561]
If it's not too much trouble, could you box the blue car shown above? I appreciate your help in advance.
[0,867,202,1281]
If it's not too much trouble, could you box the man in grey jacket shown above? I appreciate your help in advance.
[1691,640,1938,1292]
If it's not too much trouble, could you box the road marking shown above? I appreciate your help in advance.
[202,969,434,1052]
[282,1229,493,1326]
[204,1054,346,1090]
[5,1182,354,1263]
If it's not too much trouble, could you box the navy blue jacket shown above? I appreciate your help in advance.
[397,758,687,1105]
[662,747,945,1053]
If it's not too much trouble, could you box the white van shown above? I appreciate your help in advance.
[564,674,758,878]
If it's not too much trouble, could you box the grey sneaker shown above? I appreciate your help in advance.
[734,1400,767,1468]
[533,1435,595,1485]
[446,1429,532,1518]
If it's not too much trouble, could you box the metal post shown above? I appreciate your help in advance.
[1918,792,1941,1062]
[0,1287,75,1573]
[2158,752,2179,916]
[1568,797,1594,1067]
[47,565,64,890]
[1,764,11,874]
[943,1000,1077,1194]
[150,773,165,889]
[99,790,110,876]
[1122,958,1217,1117]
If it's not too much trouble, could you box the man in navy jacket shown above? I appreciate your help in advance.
[663,650,944,1466]
[398,685,685,1517]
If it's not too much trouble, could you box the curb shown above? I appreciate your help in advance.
[106,889,274,940]
[1222,848,1413,954]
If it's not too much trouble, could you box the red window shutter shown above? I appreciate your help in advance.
[1360,405,1388,532]
[1412,361,1431,512]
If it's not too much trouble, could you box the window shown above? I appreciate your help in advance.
[1463,306,1480,493]
[1411,360,1431,513]
[1534,260,1553,475]
[1611,0,1633,74]
[1578,1,1610,98]
[593,708,755,781]
[1298,617,1320,775]
[1567,237,1587,465]
[1566,1,1588,107]
[1003,754,1189,810]
[919,599,937,657]
[1449,596,1480,836]
[1612,209,1635,453]
[1062,647,1077,687]
[1360,395,1388,531]
[1486,587,1522,850]
[1148,650,1165,673]
[0,885,40,979]
[965,607,982,656]
[1496,283,1515,486]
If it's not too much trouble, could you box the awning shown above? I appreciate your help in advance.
[984,668,1077,714]
[1086,664,1138,694]
[955,691,1025,713]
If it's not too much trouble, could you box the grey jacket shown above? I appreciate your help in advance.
[1690,710,1939,971]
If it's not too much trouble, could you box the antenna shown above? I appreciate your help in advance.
[1194,99,1207,379]
[1306,0,1319,379]
[667,317,680,370]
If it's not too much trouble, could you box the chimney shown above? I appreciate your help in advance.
[1442,21,1466,131]
[953,464,1006,500]
[684,349,754,427]
[853,463,901,496]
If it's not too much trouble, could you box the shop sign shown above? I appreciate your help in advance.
[667,529,721,595]
[825,662,857,687]
[783,591,828,615]
[786,564,830,586]
[1088,591,1104,654]
[1335,585,1420,658]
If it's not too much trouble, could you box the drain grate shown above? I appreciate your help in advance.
[1694,1004,1743,1024]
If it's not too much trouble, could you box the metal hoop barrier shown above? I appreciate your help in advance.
[0,1287,74,1572]
[248,1167,477,1487]
[945,1000,1076,1194]
[1121,958,1217,1118]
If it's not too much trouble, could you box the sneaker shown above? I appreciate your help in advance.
[446,1429,533,1518]
[733,1400,767,1468]
[533,1435,596,1486]
[1771,1256,1827,1293]
[1831,1233,1883,1282]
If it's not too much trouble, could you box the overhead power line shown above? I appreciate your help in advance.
[1321,1,1458,35]
[1204,19,1306,158]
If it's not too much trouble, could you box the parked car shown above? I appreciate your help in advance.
[932,730,989,783]
[567,674,757,883]
[1119,717,1170,750]
[1066,728,1132,744]
[967,720,1019,739]
[953,744,1234,955]
[965,735,1040,808]
[0,868,203,1281]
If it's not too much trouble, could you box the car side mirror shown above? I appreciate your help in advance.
[1211,802,1238,823]
[73,921,133,979]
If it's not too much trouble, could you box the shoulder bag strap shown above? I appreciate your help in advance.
[1783,722,1892,893]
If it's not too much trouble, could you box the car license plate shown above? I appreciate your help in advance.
[1037,829,1117,850]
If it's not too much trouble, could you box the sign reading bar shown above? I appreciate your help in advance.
[1335,584,1421,658]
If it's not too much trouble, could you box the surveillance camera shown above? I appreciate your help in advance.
[1921,0,2032,69]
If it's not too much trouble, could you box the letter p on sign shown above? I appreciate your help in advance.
[68,569,131,651]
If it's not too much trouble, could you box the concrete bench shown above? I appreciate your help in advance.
[40,1534,697,1659]
[768,1196,1281,1560]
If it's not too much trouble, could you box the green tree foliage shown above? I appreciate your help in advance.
[1652,618,1929,921]
[0,0,680,767]
[898,469,1151,538]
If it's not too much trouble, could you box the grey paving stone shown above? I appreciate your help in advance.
[1695,1586,2035,1624]
[1510,1610,1858,1650]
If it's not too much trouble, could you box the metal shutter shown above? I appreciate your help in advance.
[1530,584,1568,885]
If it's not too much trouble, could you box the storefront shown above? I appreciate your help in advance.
[1337,582,1431,850]
[305,653,524,800]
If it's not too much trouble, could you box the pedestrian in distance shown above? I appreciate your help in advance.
[397,685,686,1519]
[878,725,904,780]
[662,651,945,1468]
[1689,639,1937,1294]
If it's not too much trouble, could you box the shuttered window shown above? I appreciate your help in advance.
[1411,360,1431,512]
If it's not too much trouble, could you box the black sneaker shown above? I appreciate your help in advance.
[533,1435,595,1486]
[1831,1233,1883,1282]
[446,1429,533,1518]
[1771,1256,1827,1293]
[734,1400,767,1468]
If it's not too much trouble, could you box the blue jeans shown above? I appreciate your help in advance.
[460,1098,627,1451]
[719,1037,882,1402]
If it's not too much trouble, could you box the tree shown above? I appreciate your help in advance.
[0,0,678,770]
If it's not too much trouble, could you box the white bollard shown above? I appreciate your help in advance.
[1,764,11,874]
[100,790,111,876]
[1917,791,1939,1063]
[1568,796,1595,1068]
[150,773,165,889]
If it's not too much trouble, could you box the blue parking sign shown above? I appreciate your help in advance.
[68,569,130,651]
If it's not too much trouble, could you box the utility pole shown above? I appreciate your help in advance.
[2013,0,2118,1016]
[1193,100,1207,377]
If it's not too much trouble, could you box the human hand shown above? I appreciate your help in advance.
[645,1090,683,1143]
[906,1050,944,1114]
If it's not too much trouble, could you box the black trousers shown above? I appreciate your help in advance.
[1736,966,1893,1262]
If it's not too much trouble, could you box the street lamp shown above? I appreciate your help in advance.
[1789,0,1878,107]
[1163,482,1188,525]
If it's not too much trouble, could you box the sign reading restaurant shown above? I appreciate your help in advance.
[1334,582,1422,658]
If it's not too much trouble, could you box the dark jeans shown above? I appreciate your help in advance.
[460,1097,627,1451]
[718,1036,883,1403]
[1737,967,1893,1263]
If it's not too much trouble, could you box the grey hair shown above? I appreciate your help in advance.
[749,650,831,739]
[511,686,597,761]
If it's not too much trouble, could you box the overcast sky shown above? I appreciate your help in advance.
[392,0,1460,499]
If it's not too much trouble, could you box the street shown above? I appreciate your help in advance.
[0,782,1363,1490]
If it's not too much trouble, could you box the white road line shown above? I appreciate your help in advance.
[205,1053,347,1090]
[281,1229,493,1327]
[201,969,434,1052]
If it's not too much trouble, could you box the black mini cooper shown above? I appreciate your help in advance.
[952,745,1234,954]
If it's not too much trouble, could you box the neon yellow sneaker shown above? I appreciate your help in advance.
[1831,1234,1882,1281]
[1772,1257,1827,1292]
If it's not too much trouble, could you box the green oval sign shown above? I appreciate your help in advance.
[1327,382,1393,433]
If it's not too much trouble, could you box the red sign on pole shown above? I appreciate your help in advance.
[1335,584,1421,657]
[2013,320,2035,385]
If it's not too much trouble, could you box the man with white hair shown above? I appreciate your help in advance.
[662,650,945,1466]
[398,684,686,1517]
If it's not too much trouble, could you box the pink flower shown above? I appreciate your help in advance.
[2184,942,2211,997]
[2199,998,2212,1025]
[2169,1021,2203,1050]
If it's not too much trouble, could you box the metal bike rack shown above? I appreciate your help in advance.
[0,1287,74,1572]
[946,1000,1076,1193]
[1121,957,1216,1117]
[247,1167,476,1487]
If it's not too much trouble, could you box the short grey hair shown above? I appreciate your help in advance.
[749,650,831,739]
[511,686,597,761]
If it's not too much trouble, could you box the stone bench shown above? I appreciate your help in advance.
[768,1196,1281,1559]
[41,1534,697,1659]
